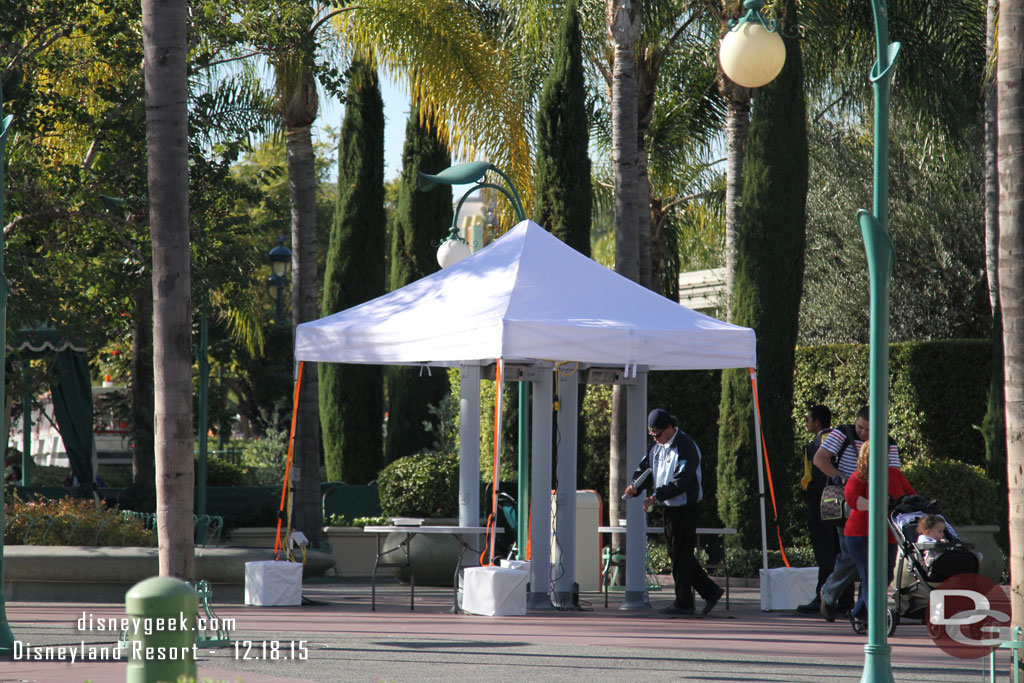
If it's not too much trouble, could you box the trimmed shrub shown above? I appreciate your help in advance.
[644,538,816,578]
[791,340,991,466]
[725,545,816,579]
[200,457,246,487]
[786,339,994,546]
[4,492,153,546]
[903,458,1001,527]
[377,452,459,518]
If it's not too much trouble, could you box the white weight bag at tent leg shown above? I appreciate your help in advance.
[461,566,528,616]
[499,559,531,572]
[759,566,819,611]
[245,560,303,606]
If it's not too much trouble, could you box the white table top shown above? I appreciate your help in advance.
[363,525,499,534]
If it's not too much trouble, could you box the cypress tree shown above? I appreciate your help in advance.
[532,0,591,256]
[533,0,593,498]
[717,0,808,547]
[319,62,386,483]
[384,104,452,462]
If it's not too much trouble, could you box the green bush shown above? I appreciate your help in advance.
[724,545,816,579]
[200,457,246,486]
[324,514,387,527]
[792,340,991,466]
[237,429,288,486]
[903,458,1000,526]
[644,537,816,578]
[377,452,459,518]
[4,492,153,546]
[787,339,993,547]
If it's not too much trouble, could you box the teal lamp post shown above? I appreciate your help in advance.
[0,85,17,655]
[857,2,900,681]
[267,237,291,326]
[417,162,531,558]
[720,1,899,680]
[196,280,210,517]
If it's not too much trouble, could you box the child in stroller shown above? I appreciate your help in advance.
[887,495,980,636]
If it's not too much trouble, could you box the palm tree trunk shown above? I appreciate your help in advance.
[636,55,659,292]
[723,90,750,318]
[286,122,322,544]
[131,281,154,486]
[985,0,999,312]
[982,0,1006,492]
[998,0,1024,631]
[607,0,641,538]
[141,0,194,580]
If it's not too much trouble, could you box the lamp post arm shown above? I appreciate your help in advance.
[452,182,525,239]
[483,166,526,221]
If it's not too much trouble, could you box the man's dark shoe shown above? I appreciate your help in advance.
[796,597,821,614]
[701,587,724,616]
[659,604,695,616]
[820,597,838,622]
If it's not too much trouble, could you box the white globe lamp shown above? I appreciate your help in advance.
[719,13,786,88]
[437,237,471,269]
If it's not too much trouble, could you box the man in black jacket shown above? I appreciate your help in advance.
[797,405,837,613]
[624,408,724,616]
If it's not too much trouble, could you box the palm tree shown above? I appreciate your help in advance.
[272,42,324,543]
[605,0,642,539]
[998,0,1024,629]
[228,0,343,541]
[141,0,193,579]
[982,0,1006,508]
[334,0,532,214]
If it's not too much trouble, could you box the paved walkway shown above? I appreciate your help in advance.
[1,577,1000,682]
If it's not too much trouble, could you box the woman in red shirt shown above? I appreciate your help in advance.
[843,440,917,630]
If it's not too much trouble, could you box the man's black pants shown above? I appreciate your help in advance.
[664,504,720,609]
[806,491,840,596]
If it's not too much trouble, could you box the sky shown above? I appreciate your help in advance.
[318,75,414,183]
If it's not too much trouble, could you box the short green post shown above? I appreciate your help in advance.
[124,576,198,683]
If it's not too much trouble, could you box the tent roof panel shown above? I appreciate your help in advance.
[295,221,755,370]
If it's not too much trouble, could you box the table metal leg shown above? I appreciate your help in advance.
[371,534,382,611]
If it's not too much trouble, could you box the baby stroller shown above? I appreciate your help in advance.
[885,495,980,636]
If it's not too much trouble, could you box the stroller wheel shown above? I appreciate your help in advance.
[886,608,899,637]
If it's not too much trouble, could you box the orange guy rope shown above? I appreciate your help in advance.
[274,361,304,559]
[749,368,790,568]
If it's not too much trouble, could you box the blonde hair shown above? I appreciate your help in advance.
[855,440,871,480]
[916,514,944,536]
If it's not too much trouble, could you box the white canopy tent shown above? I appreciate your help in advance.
[295,220,764,608]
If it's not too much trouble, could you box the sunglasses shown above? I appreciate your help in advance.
[648,427,665,438]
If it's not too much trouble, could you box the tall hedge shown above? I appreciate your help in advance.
[383,104,452,463]
[784,339,993,544]
[717,0,808,548]
[319,62,385,483]
[791,340,992,465]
